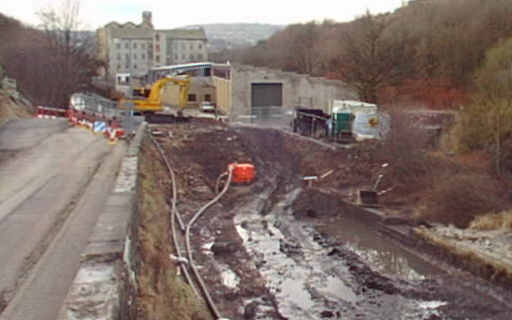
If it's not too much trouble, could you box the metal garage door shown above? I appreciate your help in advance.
[251,83,283,108]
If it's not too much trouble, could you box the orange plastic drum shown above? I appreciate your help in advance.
[229,163,256,184]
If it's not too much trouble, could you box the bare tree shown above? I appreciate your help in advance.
[338,12,408,103]
[35,0,99,106]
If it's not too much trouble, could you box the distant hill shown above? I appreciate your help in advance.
[185,23,285,52]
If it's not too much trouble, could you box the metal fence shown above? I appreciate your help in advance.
[231,106,295,130]
[70,92,144,134]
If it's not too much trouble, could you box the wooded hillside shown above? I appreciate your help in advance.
[0,6,99,107]
[223,0,512,108]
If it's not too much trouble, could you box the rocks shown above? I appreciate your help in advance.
[320,310,335,318]
[211,241,238,256]
[243,301,259,319]
[279,239,302,255]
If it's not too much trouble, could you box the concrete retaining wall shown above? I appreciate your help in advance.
[57,122,147,320]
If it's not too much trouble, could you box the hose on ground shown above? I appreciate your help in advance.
[186,167,233,319]
[215,171,228,194]
[149,135,198,296]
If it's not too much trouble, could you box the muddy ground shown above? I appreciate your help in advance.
[138,119,512,320]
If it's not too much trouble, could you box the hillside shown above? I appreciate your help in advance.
[229,0,512,107]
[185,23,284,52]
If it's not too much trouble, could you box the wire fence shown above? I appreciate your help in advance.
[231,106,295,130]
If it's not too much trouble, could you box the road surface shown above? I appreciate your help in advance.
[0,119,124,320]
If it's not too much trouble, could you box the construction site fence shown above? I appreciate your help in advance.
[69,92,144,135]
[231,106,295,130]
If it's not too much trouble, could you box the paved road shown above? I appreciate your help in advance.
[0,119,124,319]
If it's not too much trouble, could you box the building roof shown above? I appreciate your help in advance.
[157,28,207,40]
[110,27,153,39]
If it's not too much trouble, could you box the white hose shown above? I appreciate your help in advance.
[185,167,233,319]
[150,135,198,296]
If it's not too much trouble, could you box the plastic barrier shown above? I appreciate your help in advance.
[36,106,67,119]
[93,121,106,134]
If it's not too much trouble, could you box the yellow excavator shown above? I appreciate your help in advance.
[120,76,191,114]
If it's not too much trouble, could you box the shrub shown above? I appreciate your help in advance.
[421,173,506,228]
[470,210,512,231]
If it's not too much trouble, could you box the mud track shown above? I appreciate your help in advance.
[142,120,512,320]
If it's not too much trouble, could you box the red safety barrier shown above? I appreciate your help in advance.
[36,106,67,119]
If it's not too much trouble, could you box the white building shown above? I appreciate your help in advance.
[97,11,208,80]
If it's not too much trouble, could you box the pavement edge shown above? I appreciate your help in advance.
[57,122,147,320]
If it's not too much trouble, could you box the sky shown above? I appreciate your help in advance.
[1,0,406,30]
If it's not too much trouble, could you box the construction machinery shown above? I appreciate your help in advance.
[120,76,191,114]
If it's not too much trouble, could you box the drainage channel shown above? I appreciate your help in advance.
[232,186,447,320]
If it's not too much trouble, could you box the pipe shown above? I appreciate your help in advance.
[150,135,198,296]
[185,167,233,319]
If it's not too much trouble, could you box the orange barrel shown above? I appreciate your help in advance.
[229,163,256,184]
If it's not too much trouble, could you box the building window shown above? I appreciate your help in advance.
[133,53,137,59]
[125,53,129,60]
[141,43,145,49]
[204,94,211,101]
[117,64,121,70]
[155,33,160,41]
[156,44,160,52]
[198,44,202,49]
[182,43,186,50]
[174,54,178,60]
[125,42,129,49]
[156,55,160,62]
[188,94,196,102]
[197,53,203,60]
[141,53,145,60]
[133,64,137,69]
[190,44,193,50]
[116,43,121,49]
[133,43,137,49]
[189,54,194,60]
[117,53,121,60]
[182,54,186,60]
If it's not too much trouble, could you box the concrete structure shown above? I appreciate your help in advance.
[97,11,208,80]
[214,64,357,117]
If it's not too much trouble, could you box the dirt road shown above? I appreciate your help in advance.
[0,119,123,320]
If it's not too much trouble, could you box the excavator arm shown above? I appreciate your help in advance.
[121,75,190,114]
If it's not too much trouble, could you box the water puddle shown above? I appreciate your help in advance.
[232,185,451,319]
[234,188,361,319]
[218,262,240,290]
[318,212,441,280]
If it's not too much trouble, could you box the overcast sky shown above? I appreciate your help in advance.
[2,0,406,30]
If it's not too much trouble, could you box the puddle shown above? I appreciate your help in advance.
[233,186,451,319]
[234,188,360,319]
[218,262,240,289]
[318,213,441,280]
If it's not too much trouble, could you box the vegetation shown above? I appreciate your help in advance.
[136,137,211,320]
[459,37,512,175]
[0,0,100,107]
[470,210,512,231]
[225,0,512,106]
